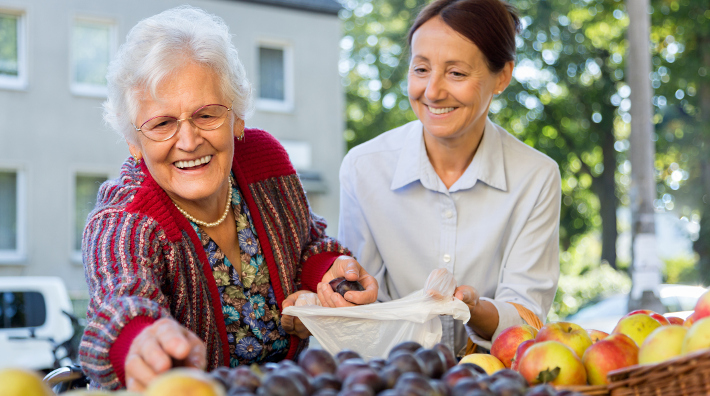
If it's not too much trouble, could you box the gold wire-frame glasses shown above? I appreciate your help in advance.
[133,103,233,142]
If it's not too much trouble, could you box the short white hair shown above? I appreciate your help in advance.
[103,6,253,143]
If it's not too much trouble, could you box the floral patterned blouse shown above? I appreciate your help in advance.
[189,173,289,366]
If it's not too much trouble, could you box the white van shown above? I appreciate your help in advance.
[0,277,75,372]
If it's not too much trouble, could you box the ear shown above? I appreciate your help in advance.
[126,141,142,161]
[495,61,515,94]
[233,117,245,139]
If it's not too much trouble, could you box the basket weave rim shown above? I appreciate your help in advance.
[607,348,710,388]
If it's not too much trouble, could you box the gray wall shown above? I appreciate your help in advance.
[0,0,344,295]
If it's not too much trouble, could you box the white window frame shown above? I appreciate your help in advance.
[256,39,294,113]
[0,8,28,91]
[0,166,26,263]
[70,167,113,264]
[69,15,117,98]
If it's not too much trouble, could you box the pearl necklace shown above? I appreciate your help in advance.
[173,176,233,227]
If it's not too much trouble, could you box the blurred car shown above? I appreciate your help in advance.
[564,283,707,333]
[0,276,76,372]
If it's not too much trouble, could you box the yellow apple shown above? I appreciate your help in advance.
[491,324,538,368]
[144,368,225,396]
[458,353,505,374]
[0,368,53,396]
[682,316,710,354]
[517,340,587,386]
[586,329,609,344]
[638,325,687,364]
[582,333,638,385]
[535,321,593,358]
[612,313,662,347]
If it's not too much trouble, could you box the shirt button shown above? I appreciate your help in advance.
[443,254,451,263]
[445,210,453,218]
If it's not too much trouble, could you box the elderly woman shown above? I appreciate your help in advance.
[338,0,561,356]
[79,6,377,391]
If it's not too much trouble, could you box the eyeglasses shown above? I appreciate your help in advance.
[133,104,232,142]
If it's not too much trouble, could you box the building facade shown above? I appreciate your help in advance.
[0,0,345,297]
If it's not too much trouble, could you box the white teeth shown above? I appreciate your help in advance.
[428,106,455,115]
[175,155,212,169]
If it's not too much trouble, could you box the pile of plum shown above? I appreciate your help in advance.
[209,341,585,396]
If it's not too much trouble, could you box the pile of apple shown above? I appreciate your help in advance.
[482,289,710,387]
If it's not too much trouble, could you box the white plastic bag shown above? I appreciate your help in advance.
[282,269,470,360]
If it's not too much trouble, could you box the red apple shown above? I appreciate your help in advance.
[684,312,698,328]
[517,341,587,386]
[612,313,662,347]
[682,317,710,354]
[586,329,609,344]
[511,339,535,371]
[491,324,538,368]
[666,316,685,326]
[622,309,670,326]
[535,322,593,359]
[639,325,687,364]
[693,290,710,320]
[582,333,638,385]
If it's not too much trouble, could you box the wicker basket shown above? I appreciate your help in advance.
[607,348,710,396]
[556,384,610,395]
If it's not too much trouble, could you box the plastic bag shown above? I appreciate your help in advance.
[282,269,470,360]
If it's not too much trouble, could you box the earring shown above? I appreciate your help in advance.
[133,154,142,165]
[236,131,245,142]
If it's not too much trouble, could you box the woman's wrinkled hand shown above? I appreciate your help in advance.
[317,255,378,307]
[281,290,315,339]
[125,317,206,392]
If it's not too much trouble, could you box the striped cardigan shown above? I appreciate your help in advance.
[79,129,349,389]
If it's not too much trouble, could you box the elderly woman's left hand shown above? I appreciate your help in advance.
[281,290,314,339]
[317,255,378,307]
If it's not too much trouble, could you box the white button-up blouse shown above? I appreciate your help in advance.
[338,118,561,353]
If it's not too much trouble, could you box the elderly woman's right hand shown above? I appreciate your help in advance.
[125,317,206,391]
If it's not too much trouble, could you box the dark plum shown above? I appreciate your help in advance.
[312,390,338,396]
[431,343,457,370]
[386,351,424,375]
[231,366,262,392]
[228,387,256,396]
[336,358,370,381]
[312,373,341,391]
[388,341,423,358]
[489,378,526,396]
[281,367,313,396]
[341,367,384,393]
[414,349,447,379]
[451,378,492,396]
[334,349,362,365]
[260,362,281,374]
[368,357,387,371]
[380,366,403,389]
[394,372,436,395]
[555,391,586,396]
[299,348,338,376]
[458,362,488,376]
[256,372,306,396]
[210,366,233,390]
[428,379,448,396]
[328,277,365,297]
[338,383,375,396]
[441,364,484,389]
[524,384,557,396]
[490,369,528,389]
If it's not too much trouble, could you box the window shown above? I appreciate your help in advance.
[71,17,115,97]
[257,42,293,112]
[74,174,107,255]
[0,291,46,329]
[0,170,24,261]
[0,10,27,90]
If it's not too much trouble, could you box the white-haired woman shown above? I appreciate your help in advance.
[79,6,377,391]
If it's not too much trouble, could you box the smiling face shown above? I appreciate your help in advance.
[128,62,244,211]
[408,16,513,143]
